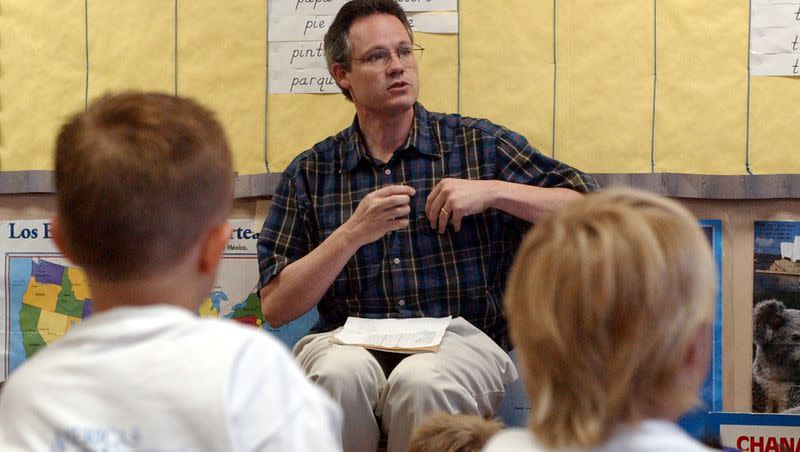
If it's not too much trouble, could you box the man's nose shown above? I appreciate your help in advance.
[386,52,405,73]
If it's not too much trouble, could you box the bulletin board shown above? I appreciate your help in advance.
[0,0,797,178]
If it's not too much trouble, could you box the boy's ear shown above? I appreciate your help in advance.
[684,324,713,384]
[50,218,74,262]
[199,221,232,277]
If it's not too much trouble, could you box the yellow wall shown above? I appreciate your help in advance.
[0,1,795,175]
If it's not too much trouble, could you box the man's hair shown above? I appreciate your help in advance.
[54,91,233,281]
[406,412,502,452]
[324,0,413,101]
[505,188,716,448]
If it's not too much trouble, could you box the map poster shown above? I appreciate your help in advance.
[0,219,318,381]
[199,219,319,350]
[0,220,68,380]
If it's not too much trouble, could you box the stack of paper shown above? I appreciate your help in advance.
[332,316,452,353]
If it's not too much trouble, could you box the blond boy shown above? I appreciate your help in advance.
[485,188,716,451]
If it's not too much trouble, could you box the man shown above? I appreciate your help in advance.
[0,92,342,451]
[257,1,597,451]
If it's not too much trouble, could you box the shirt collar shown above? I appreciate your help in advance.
[340,103,440,172]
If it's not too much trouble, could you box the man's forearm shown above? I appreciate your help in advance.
[260,227,360,328]
[491,181,583,223]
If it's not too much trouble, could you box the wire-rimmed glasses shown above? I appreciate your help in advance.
[349,44,424,69]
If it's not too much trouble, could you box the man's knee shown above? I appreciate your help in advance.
[386,357,495,416]
[306,346,385,396]
[386,358,457,406]
[389,359,437,389]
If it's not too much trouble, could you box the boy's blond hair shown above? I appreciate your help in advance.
[407,412,503,452]
[54,92,232,281]
[505,188,716,448]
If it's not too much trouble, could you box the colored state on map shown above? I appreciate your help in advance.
[229,293,264,327]
[19,260,92,358]
[197,288,318,349]
[199,291,265,328]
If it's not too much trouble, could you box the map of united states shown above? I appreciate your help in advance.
[16,259,279,359]
[20,259,92,358]
[7,256,316,375]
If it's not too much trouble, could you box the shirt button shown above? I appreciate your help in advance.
[393,257,400,265]
[384,168,391,175]
[398,299,406,306]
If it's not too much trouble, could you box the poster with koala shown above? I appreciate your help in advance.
[753,221,800,413]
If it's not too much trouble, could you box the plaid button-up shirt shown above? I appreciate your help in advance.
[257,103,598,349]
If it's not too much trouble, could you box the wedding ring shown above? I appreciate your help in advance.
[440,207,450,216]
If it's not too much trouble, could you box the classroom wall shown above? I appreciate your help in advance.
[3,193,797,413]
[0,1,797,175]
[1,0,798,415]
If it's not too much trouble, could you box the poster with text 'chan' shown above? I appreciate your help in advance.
[0,220,317,380]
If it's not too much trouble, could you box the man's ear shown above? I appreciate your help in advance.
[198,221,232,277]
[50,218,74,262]
[331,62,351,91]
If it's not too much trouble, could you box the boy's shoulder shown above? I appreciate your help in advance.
[2,308,288,387]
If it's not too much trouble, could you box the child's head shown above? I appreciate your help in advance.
[53,92,232,282]
[407,412,502,452]
[506,188,716,448]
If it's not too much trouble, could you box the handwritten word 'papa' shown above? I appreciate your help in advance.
[294,0,432,10]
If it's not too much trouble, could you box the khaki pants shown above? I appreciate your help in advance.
[293,317,518,452]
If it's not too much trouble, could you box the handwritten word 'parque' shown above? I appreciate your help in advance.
[291,75,337,93]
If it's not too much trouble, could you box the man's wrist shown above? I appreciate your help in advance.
[487,179,507,210]
[330,222,364,253]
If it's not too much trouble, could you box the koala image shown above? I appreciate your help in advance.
[752,299,800,413]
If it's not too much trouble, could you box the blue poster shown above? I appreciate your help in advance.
[677,219,724,440]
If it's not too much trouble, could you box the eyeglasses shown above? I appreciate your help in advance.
[348,44,424,69]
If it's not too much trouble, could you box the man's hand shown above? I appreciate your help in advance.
[425,179,498,233]
[342,185,415,245]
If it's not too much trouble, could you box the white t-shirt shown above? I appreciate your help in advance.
[483,420,714,452]
[0,305,342,452]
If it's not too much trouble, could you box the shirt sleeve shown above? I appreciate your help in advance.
[256,170,316,291]
[226,335,343,452]
[493,128,599,193]
[0,377,40,451]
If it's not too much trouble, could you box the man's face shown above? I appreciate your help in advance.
[335,14,420,116]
